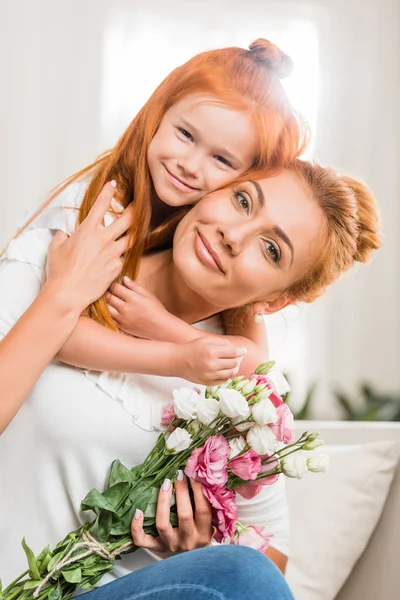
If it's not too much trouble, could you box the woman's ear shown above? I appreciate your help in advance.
[253,296,292,317]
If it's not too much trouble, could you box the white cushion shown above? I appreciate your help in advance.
[285,441,399,600]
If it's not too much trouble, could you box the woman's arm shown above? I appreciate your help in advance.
[0,182,132,433]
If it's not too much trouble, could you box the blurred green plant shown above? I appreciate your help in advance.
[285,376,400,421]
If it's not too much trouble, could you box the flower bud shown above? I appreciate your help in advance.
[254,361,275,375]
[241,380,257,395]
[307,453,332,473]
[281,453,308,479]
[303,439,324,450]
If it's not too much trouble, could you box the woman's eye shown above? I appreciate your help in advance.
[178,127,193,141]
[234,190,251,214]
[215,155,233,168]
[265,240,281,264]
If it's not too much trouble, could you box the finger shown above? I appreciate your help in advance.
[106,293,125,311]
[213,357,243,370]
[112,234,132,258]
[213,345,247,359]
[49,230,68,251]
[155,479,178,551]
[208,368,241,385]
[109,282,132,302]
[86,181,118,225]
[107,203,135,240]
[122,277,151,297]
[190,479,213,540]
[174,471,195,544]
[106,304,120,320]
[131,509,167,552]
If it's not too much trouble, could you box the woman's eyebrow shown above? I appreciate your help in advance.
[249,180,294,265]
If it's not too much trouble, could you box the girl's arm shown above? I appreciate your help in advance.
[101,278,269,375]
[55,317,246,386]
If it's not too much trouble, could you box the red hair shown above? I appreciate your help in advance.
[15,39,309,329]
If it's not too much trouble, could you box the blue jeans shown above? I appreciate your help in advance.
[83,545,295,600]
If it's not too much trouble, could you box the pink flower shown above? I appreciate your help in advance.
[269,403,294,444]
[231,524,273,553]
[185,436,230,486]
[229,449,261,481]
[236,458,280,499]
[202,485,238,542]
[251,374,284,408]
[161,402,175,429]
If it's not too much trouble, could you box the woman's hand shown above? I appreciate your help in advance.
[45,181,134,314]
[106,277,173,339]
[131,472,214,553]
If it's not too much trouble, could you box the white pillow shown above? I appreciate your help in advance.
[285,441,398,600]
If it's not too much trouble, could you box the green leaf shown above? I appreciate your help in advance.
[81,489,120,515]
[61,567,82,583]
[47,550,66,572]
[23,580,41,590]
[22,537,41,580]
[48,585,62,600]
[103,481,132,513]
[106,460,136,489]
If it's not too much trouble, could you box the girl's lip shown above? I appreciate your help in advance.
[164,165,199,192]
[195,230,225,274]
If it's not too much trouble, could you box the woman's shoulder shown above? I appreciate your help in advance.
[25,179,90,235]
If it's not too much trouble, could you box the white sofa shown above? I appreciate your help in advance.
[286,421,400,600]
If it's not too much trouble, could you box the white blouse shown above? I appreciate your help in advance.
[0,182,290,586]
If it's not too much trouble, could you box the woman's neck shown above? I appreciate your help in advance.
[138,250,221,324]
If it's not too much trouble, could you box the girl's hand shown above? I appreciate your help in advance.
[175,337,246,385]
[106,278,172,339]
[131,473,214,553]
[45,182,134,313]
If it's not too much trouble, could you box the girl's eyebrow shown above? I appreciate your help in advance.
[178,117,239,165]
[248,180,295,266]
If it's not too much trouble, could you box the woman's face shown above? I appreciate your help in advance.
[147,94,258,207]
[172,170,325,310]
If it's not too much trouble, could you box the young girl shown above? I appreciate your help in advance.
[17,38,309,386]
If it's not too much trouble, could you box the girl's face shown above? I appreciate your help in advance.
[147,94,258,207]
[172,170,326,310]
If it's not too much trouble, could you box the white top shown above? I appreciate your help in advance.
[0,182,290,586]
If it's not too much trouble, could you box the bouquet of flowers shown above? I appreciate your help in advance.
[0,362,330,600]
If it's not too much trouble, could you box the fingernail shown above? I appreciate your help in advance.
[177,470,184,481]
[134,508,142,520]
[123,276,131,283]
[239,348,247,355]
[162,478,171,491]
[110,179,117,188]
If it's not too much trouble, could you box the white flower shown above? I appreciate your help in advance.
[282,452,308,479]
[229,436,247,459]
[218,389,250,420]
[196,396,220,425]
[252,399,278,425]
[188,419,202,434]
[307,453,332,473]
[173,388,199,420]
[166,427,192,453]
[233,418,254,432]
[246,425,278,456]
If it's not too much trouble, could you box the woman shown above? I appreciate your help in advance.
[0,159,380,598]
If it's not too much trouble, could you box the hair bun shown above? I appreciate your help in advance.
[249,38,293,79]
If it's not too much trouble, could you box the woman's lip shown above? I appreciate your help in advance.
[164,165,199,192]
[195,230,225,274]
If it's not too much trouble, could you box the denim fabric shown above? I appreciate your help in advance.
[83,545,295,600]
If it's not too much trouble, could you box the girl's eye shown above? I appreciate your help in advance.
[215,155,233,168]
[178,127,193,141]
[234,190,251,214]
[264,240,281,264]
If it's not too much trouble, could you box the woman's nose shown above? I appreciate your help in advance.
[218,224,247,256]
